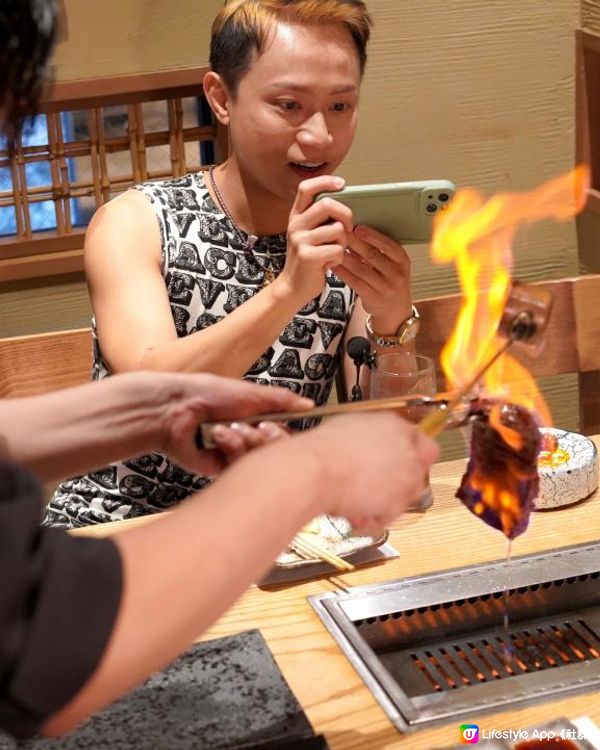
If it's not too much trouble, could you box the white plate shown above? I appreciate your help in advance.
[276,515,388,569]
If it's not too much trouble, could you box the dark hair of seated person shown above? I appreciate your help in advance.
[209,0,372,95]
[0,0,57,151]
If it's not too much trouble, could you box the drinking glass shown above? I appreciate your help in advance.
[370,352,437,510]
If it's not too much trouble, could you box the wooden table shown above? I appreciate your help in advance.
[75,438,600,749]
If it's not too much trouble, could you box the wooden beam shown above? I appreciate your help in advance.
[0,249,84,282]
[573,273,600,371]
[0,230,86,260]
[416,275,600,383]
[39,67,209,111]
[580,371,600,434]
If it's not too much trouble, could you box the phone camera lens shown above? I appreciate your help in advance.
[438,193,450,202]
[426,203,438,214]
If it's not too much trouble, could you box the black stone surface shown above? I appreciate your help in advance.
[0,630,321,750]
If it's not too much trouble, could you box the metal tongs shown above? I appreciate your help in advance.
[418,281,553,437]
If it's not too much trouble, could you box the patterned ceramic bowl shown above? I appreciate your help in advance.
[536,427,598,509]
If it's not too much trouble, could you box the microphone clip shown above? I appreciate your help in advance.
[346,337,377,402]
[363,349,378,370]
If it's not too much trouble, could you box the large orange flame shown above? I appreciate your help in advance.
[433,166,590,538]
[431,165,590,427]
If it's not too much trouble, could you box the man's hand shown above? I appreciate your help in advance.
[210,421,291,470]
[275,176,352,304]
[335,224,413,332]
[281,177,413,332]
[155,373,312,475]
[296,411,438,528]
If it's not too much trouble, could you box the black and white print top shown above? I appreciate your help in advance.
[43,171,356,528]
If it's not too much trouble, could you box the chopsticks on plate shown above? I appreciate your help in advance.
[290,531,355,573]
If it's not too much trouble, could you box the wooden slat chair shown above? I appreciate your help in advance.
[0,327,92,398]
[415,273,600,435]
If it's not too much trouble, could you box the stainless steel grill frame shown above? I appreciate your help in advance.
[308,542,600,732]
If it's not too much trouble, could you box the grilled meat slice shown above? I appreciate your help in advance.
[457,402,541,539]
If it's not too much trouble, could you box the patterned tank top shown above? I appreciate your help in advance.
[43,171,356,528]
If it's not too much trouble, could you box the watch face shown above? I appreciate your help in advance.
[398,317,420,346]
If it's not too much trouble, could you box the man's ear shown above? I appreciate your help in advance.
[203,72,231,126]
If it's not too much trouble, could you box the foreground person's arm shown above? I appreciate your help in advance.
[0,371,311,482]
[45,414,437,736]
[0,373,312,741]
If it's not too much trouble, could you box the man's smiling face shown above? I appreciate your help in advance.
[225,20,361,202]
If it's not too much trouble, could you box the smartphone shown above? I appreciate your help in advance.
[315,179,456,244]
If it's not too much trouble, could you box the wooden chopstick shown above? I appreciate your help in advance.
[292,537,353,572]
[291,532,355,572]
[289,542,314,562]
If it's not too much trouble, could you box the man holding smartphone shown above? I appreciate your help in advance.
[44,0,424,529]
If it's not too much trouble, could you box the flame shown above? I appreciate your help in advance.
[433,166,589,538]
[431,165,590,434]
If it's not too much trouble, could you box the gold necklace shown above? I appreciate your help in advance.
[208,166,276,287]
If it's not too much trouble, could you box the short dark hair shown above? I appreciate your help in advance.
[210,0,372,95]
[0,0,57,149]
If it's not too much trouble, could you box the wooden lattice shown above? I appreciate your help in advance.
[0,67,226,281]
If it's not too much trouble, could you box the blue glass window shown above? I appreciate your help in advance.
[0,113,89,237]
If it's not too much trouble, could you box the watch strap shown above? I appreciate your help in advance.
[365,305,420,347]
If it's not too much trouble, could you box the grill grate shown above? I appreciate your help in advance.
[309,542,600,731]
[410,619,600,692]
[352,571,600,629]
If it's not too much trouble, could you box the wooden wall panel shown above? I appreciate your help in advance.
[582,0,600,33]
[0,275,90,338]
[52,0,223,80]
[578,210,600,273]
[342,0,579,300]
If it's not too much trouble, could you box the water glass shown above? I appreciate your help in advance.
[370,352,437,510]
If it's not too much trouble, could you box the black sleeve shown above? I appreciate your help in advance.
[0,462,123,740]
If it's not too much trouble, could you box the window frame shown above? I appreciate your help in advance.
[0,66,226,282]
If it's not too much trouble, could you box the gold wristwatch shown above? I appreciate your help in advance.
[365,305,421,347]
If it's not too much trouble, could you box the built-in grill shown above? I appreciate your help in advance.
[309,542,600,732]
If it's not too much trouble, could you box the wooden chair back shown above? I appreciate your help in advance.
[0,327,92,398]
[415,273,600,434]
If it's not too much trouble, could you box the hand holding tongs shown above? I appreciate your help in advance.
[196,392,474,450]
